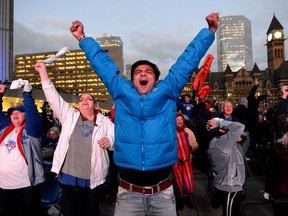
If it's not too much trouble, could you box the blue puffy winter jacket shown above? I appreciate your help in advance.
[80,28,215,171]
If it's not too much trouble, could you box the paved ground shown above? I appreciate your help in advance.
[48,155,275,216]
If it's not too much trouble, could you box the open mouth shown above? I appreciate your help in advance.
[140,80,148,86]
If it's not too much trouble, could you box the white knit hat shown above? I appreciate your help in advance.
[240,98,248,108]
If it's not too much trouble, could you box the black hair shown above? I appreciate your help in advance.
[130,60,160,81]
[184,93,191,98]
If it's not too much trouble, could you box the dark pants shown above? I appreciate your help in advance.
[108,150,119,200]
[272,201,288,216]
[0,185,42,216]
[60,184,102,216]
[216,188,243,216]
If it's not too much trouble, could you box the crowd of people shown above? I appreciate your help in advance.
[0,10,287,216]
[176,80,288,215]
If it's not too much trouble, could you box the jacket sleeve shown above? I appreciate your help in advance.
[248,85,257,100]
[257,94,268,103]
[23,92,43,138]
[100,114,115,151]
[213,119,245,153]
[164,28,215,98]
[196,101,215,121]
[41,79,75,124]
[0,95,12,131]
[79,38,124,100]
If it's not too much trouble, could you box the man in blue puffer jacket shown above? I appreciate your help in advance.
[70,12,219,216]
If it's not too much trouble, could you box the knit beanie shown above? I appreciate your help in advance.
[240,98,248,108]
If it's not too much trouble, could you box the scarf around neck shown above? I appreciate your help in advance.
[0,124,27,164]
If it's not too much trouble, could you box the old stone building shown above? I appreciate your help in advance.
[182,15,287,112]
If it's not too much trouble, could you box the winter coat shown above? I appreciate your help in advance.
[207,119,245,192]
[41,80,114,189]
[0,93,45,187]
[79,28,215,171]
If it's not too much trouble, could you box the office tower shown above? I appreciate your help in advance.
[14,34,124,103]
[125,64,132,80]
[217,15,253,72]
[0,0,14,82]
[96,33,124,75]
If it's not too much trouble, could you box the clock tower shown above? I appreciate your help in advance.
[266,15,285,72]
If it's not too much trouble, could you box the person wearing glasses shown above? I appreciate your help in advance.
[35,62,115,216]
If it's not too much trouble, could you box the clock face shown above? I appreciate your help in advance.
[274,31,282,39]
[267,33,272,41]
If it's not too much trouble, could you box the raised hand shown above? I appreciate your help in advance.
[70,20,85,41]
[35,62,49,81]
[206,12,219,33]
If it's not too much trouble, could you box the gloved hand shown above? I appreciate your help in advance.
[10,78,32,92]
[263,192,270,200]
[23,80,32,92]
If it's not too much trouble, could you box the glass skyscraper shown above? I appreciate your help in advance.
[217,15,253,72]
[96,33,124,75]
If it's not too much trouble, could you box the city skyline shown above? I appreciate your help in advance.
[14,0,288,78]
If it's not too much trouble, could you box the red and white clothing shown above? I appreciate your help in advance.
[0,129,30,189]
